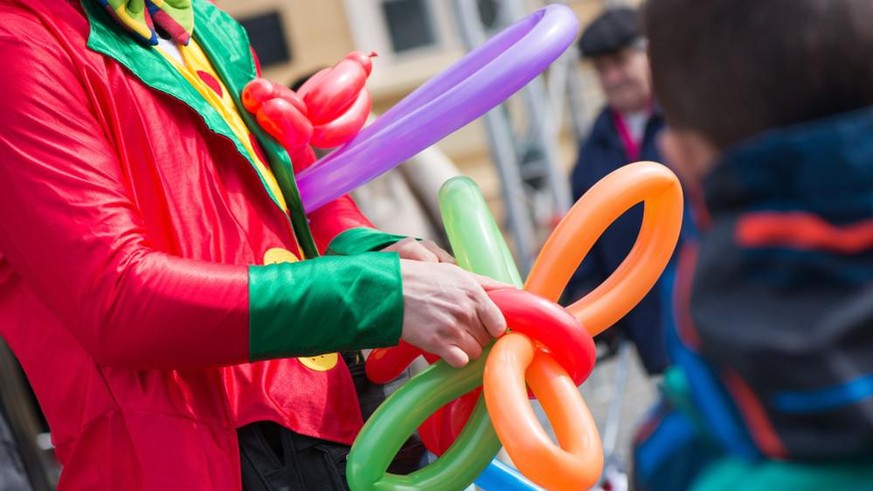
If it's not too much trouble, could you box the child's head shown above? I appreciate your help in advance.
[643,0,873,180]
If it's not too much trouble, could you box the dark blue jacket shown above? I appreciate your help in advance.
[635,104,873,491]
[682,106,873,460]
[568,106,677,374]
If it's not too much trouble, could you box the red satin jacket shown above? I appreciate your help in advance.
[0,1,404,489]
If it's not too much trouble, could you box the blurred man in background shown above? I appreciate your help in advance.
[567,6,687,375]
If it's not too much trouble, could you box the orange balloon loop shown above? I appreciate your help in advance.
[484,161,684,491]
[484,332,602,491]
[525,161,685,336]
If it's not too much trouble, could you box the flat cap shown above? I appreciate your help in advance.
[578,7,641,57]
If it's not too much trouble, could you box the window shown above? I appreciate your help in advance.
[237,11,292,68]
[382,0,437,53]
[477,0,500,29]
[342,0,459,61]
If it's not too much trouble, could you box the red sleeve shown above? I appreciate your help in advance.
[288,148,376,254]
[0,28,251,369]
[308,195,376,254]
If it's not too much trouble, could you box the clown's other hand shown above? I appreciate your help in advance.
[381,237,456,264]
[398,260,509,368]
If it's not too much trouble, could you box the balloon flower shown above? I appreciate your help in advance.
[349,162,683,491]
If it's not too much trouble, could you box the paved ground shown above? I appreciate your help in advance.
[578,343,660,473]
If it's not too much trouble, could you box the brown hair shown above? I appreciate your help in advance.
[644,0,873,149]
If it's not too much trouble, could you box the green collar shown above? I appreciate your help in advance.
[82,0,317,257]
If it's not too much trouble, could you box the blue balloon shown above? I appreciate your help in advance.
[475,459,544,491]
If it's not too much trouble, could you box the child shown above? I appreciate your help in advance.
[634,1,873,490]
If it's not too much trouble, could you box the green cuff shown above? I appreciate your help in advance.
[326,227,408,256]
[248,252,403,360]
[662,366,692,411]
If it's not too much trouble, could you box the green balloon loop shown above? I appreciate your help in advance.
[347,176,523,491]
[440,177,524,288]
[347,349,498,491]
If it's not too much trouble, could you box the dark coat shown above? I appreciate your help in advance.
[568,106,674,374]
[689,106,873,459]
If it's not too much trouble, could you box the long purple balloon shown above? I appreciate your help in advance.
[297,5,579,212]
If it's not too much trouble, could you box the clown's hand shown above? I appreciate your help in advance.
[381,237,456,264]
[398,260,509,368]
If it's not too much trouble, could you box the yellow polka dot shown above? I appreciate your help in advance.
[298,353,339,372]
[262,248,334,371]
[263,247,298,265]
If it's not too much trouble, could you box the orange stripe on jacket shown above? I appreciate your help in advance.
[673,243,703,350]
[721,369,788,459]
[737,212,873,254]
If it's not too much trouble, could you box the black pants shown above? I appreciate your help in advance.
[346,352,426,474]
[238,422,351,491]
[238,354,426,490]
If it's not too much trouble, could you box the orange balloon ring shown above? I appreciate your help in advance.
[526,161,685,335]
[484,332,602,491]
[484,162,684,491]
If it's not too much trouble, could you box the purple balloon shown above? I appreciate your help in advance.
[297,5,579,212]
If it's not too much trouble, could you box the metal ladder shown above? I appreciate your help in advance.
[0,340,58,491]
[449,0,591,274]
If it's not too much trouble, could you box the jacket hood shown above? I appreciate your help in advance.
[705,106,873,223]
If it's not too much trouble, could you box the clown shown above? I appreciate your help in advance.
[0,1,507,490]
